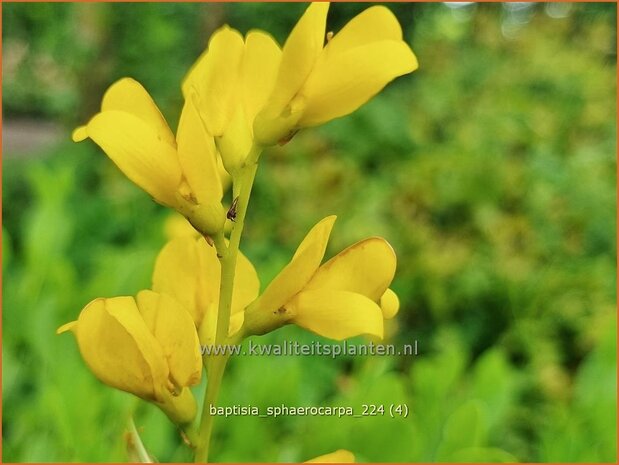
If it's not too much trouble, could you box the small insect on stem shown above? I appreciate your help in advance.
[227,197,239,222]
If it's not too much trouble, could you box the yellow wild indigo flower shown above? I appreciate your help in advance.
[380,287,400,319]
[306,450,355,463]
[244,216,399,340]
[152,236,260,346]
[73,78,227,235]
[164,213,202,240]
[57,291,202,424]
[183,26,281,174]
[253,3,418,145]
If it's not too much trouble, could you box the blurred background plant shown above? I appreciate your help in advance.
[2,2,616,462]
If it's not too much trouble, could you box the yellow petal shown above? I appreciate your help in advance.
[217,106,253,174]
[252,101,305,147]
[323,6,403,56]
[101,78,176,147]
[288,289,384,340]
[163,213,201,240]
[72,297,169,401]
[380,288,400,319]
[136,290,202,389]
[217,155,232,193]
[176,99,223,204]
[306,450,356,463]
[153,236,258,330]
[72,125,88,142]
[229,311,245,337]
[183,26,245,136]
[224,28,281,161]
[152,237,219,326]
[195,239,223,315]
[198,303,245,346]
[152,237,202,322]
[254,1,327,145]
[305,237,396,302]
[198,302,218,346]
[157,386,198,425]
[56,321,76,334]
[299,40,418,126]
[85,110,182,207]
[232,250,261,315]
[269,2,329,113]
[252,216,336,314]
[242,30,282,128]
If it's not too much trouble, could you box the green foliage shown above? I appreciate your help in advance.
[2,2,616,463]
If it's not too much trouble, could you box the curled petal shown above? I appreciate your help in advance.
[84,111,182,207]
[100,78,176,146]
[305,237,396,302]
[252,216,336,314]
[288,289,384,340]
[323,6,404,56]
[72,125,88,142]
[299,40,418,127]
[380,288,400,319]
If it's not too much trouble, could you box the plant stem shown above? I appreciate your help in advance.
[194,147,261,463]
[128,417,152,463]
[194,353,227,463]
[181,422,200,449]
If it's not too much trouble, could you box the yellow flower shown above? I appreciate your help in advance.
[306,450,355,463]
[73,78,226,235]
[57,291,202,424]
[245,216,399,341]
[253,3,418,145]
[183,26,281,174]
[152,236,260,346]
[164,213,202,240]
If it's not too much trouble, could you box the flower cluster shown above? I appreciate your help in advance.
[244,215,399,341]
[58,2,417,461]
[70,2,416,238]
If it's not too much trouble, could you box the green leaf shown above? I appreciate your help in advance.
[435,400,486,461]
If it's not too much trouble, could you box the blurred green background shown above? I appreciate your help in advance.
[2,2,617,462]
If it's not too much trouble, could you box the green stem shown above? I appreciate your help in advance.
[128,417,152,463]
[194,354,227,463]
[194,147,261,463]
[215,156,259,348]
[181,422,200,449]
